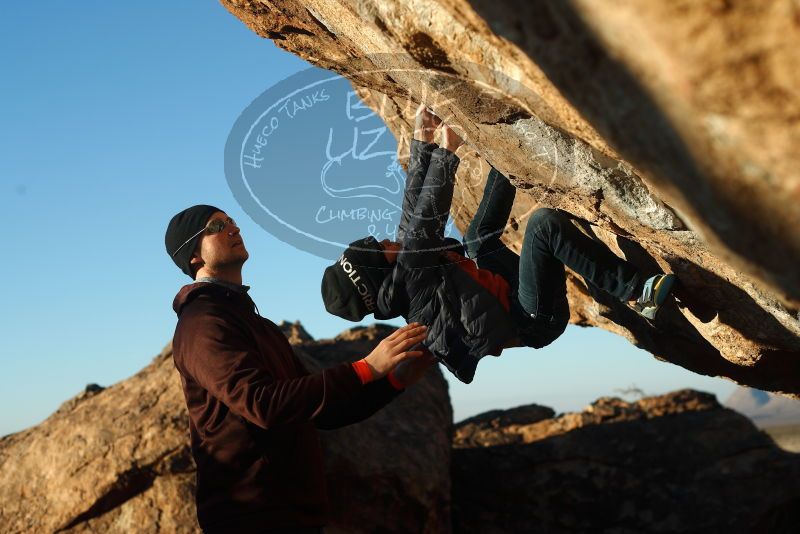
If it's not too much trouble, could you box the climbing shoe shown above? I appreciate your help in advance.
[630,273,676,320]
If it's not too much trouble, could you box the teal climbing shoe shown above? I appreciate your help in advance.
[630,274,676,320]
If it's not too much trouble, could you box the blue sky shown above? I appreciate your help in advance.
[0,1,736,437]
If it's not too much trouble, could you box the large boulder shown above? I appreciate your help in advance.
[452,389,800,533]
[293,324,453,534]
[220,0,800,397]
[0,323,452,534]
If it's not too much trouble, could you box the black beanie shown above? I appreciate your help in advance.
[321,236,392,321]
[165,204,223,278]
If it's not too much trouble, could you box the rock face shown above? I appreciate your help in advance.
[0,323,452,534]
[452,390,800,533]
[220,0,800,397]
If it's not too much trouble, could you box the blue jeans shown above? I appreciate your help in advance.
[463,168,641,348]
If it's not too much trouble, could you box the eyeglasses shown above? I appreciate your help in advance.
[171,217,236,258]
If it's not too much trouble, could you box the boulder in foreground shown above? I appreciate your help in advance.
[0,323,452,534]
[453,389,800,533]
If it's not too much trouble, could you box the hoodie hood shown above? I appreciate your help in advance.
[173,281,256,317]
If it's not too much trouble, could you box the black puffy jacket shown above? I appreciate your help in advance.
[375,140,517,383]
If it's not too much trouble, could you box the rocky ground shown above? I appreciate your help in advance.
[0,324,452,534]
[2,325,799,533]
[453,390,800,533]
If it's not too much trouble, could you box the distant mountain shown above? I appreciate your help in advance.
[725,387,800,427]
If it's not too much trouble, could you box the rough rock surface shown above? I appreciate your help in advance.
[452,389,800,533]
[293,324,453,534]
[0,323,452,534]
[5,335,800,534]
[220,0,800,396]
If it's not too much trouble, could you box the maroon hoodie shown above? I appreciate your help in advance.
[171,281,401,533]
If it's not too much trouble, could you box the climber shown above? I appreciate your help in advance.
[164,205,434,533]
[320,105,676,384]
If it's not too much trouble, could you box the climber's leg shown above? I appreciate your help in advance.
[463,167,519,279]
[462,169,563,348]
[518,208,642,321]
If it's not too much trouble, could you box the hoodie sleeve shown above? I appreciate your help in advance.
[276,322,404,430]
[173,302,395,431]
[400,147,460,268]
[313,376,402,430]
[397,139,438,242]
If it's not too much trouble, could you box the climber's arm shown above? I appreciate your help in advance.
[400,124,464,268]
[398,106,441,241]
